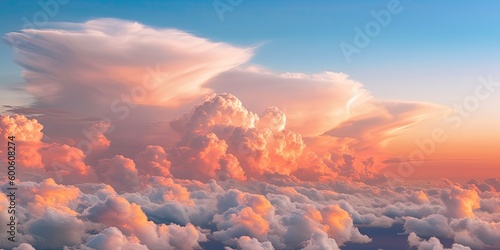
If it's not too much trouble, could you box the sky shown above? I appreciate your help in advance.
[0,0,499,249]
[2,0,500,101]
[1,0,499,179]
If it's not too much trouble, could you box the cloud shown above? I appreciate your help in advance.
[134,145,171,178]
[82,227,148,250]
[83,196,207,249]
[0,115,100,184]
[409,191,431,205]
[206,70,371,137]
[167,93,394,182]
[12,243,36,250]
[408,232,471,250]
[5,18,252,111]
[96,155,140,193]
[25,178,81,216]
[4,18,449,180]
[168,132,237,181]
[4,18,253,157]
[320,204,371,244]
[441,186,480,218]
[27,208,87,249]
[450,218,500,249]
[170,93,259,137]
[0,114,44,168]
[279,204,369,248]
[404,214,452,237]
[467,178,500,193]
[206,68,446,153]
[1,172,499,249]
[213,206,271,244]
[169,93,307,181]
[40,143,95,182]
[303,229,340,250]
[235,236,275,250]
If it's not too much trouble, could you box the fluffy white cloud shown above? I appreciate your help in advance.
[450,218,500,249]
[408,232,471,250]
[235,236,275,250]
[303,229,340,250]
[12,243,36,250]
[404,214,452,237]
[82,227,148,250]
[27,208,87,249]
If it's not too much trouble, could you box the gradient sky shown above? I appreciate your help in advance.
[1,0,500,103]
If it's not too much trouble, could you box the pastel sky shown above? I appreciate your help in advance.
[0,1,499,249]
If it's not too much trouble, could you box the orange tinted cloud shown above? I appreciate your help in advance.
[441,186,480,218]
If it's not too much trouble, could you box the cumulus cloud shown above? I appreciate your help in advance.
[83,196,206,249]
[235,236,275,250]
[279,204,370,248]
[0,114,44,168]
[169,93,308,181]
[213,206,271,244]
[1,172,499,249]
[24,178,81,216]
[134,145,171,178]
[409,191,431,205]
[81,227,148,250]
[27,208,87,249]
[206,68,446,154]
[96,155,140,193]
[404,214,452,237]
[166,93,393,182]
[40,143,94,182]
[12,243,36,250]
[450,218,500,249]
[441,186,480,218]
[0,115,102,183]
[303,229,340,250]
[408,232,471,250]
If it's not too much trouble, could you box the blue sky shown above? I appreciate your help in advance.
[1,0,500,105]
